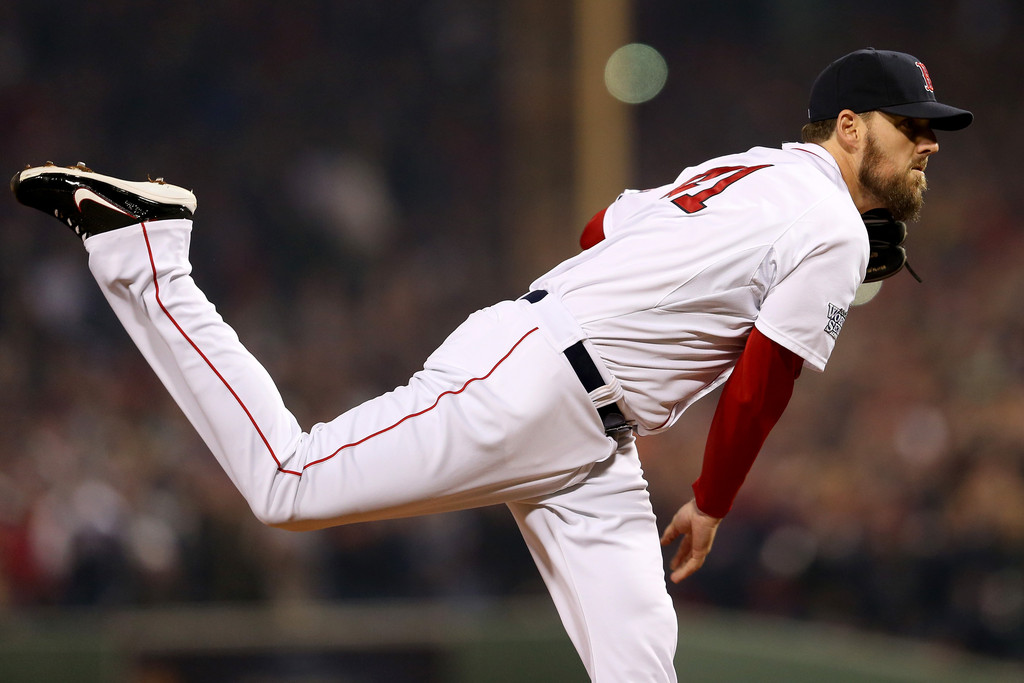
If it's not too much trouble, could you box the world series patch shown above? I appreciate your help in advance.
[824,303,847,339]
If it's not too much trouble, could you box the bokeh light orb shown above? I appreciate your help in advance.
[604,43,668,104]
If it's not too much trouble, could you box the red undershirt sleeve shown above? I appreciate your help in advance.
[580,208,607,250]
[691,326,804,518]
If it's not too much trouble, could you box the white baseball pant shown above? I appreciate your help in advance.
[85,219,678,681]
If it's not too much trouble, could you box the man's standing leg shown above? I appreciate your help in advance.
[509,436,678,682]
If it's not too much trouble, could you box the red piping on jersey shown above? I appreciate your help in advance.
[142,220,538,477]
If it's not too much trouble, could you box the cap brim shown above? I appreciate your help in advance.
[880,101,974,131]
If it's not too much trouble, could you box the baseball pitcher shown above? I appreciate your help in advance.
[11,49,971,681]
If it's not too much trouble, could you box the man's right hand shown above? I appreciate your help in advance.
[660,498,723,583]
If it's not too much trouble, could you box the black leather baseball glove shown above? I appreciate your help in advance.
[861,208,921,283]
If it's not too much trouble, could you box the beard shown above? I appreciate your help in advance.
[858,133,927,222]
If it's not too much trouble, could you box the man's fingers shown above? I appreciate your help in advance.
[669,535,710,582]
[660,520,686,546]
[669,534,693,571]
[660,508,693,546]
[670,556,704,583]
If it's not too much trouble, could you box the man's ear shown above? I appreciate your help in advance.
[834,109,865,153]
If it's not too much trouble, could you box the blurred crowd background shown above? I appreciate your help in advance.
[1,0,1022,669]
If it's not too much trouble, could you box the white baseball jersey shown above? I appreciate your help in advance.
[532,142,868,434]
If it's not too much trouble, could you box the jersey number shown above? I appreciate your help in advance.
[662,164,772,214]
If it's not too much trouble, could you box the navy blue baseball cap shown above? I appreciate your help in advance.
[808,48,973,131]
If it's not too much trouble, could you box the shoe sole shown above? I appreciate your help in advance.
[15,164,197,213]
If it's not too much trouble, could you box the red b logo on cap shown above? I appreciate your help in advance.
[915,61,935,92]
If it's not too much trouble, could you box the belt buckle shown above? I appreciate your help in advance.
[600,406,634,436]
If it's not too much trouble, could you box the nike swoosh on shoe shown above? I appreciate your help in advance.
[73,187,136,218]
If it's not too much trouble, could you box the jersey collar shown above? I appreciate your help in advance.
[782,142,847,193]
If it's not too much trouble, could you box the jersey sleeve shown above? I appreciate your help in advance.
[755,195,867,372]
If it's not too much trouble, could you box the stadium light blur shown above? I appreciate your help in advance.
[604,43,668,104]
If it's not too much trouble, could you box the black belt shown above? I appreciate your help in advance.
[521,290,632,435]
